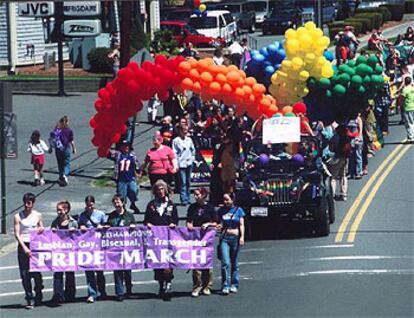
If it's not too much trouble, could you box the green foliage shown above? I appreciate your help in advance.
[87,47,113,73]
[354,13,383,30]
[345,17,372,33]
[150,29,179,57]
[379,4,404,21]
[405,0,414,13]
[130,16,150,56]
[356,7,392,22]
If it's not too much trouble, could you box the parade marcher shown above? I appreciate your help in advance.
[228,40,243,68]
[217,192,245,295]
[347,115,363,179]
[374,81,392,136]
[49,116,76,187]
[78,195,107,303]
[147,95,162,124]
[401,76,414,143]
[142,133,178,186]
[106,194,136,301]
[327,125,352,201]
[144,180,178,299]
[159,115,176,147]
[27,130,49,186]
[404,26,414,45]
[186,187,218,297]
[108,42,120,78]
[50,200,78,304]
[240,39,251,70]
[172,125,195,205]
[14,193,44,309]
[181,42,199,59]
[108,140,141,214]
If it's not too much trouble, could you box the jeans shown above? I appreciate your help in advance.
[179,166,192,204]
[53,272,76,301]
[18,244,43,302]
[349,142,363,177]
[85,271,106,299]
[55,148,71,180]
[220,235,240,289]
[116,180,138,205]
[113,270,132,296]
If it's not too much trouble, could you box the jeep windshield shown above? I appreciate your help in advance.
[189,17,217,29]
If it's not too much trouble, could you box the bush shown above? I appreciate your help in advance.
[87,47,113,73]
[354,13,383,30]
[344,21,363,36]
[150,30,179,57]
[356,7,392,22]
[327,21,344,32]
[345,17,372,33]
[379,4,404,21]
[329,27,343,41]
[405,0,414,13]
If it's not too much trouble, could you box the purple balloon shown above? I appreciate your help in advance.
[258,154,270,166]
[292,153,305,166]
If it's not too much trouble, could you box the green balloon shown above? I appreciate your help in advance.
[371,75,384,85]
[367,55,378,68]
[363,75,371,85]
[347,60,356,68]
[358,86,366,94]
[375,65,383,75]
[356,56,367,65]
[284,112,296,117]
[319,77,331,89]
[325,89,332,98]
[356,64,373,77]
[333,84,346,96]
[307,77,317,91]
[338,64,349,73]
[338,73,351,86]
[344,67,356,76]
[351,75,363,86]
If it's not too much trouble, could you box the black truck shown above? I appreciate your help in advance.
[209,0,256,33]
[236,136,335,239]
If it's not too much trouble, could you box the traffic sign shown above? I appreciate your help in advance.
[63,19,102,37]
[63,1,101,16]
[18,2,54,17]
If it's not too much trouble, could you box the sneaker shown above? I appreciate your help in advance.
[338,195,347,201]
[230,286,238,293]
[34,179,40,186]
[355,175,362,180]
[191,290,200,297]
[39,179,45,186]
[202,288,211,296]
[86,296,95,303]
[63,175,68,185]
[165,282,172,294]
[222,287,230,295]
[25,300,35,309]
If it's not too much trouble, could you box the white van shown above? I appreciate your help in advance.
[189,10,237,44]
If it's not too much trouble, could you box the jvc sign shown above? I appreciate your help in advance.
[18,2,54,17]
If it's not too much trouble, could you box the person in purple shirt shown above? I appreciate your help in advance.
[49,116,76,186]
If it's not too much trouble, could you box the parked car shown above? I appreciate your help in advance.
[160,21,225,48]
[246,0,269,26]
[262,2,302,35]
[189,10,237,44]
[160,7,193,22]
[208,0,256,33]
[296,0,336,24]
[237,136,335,239]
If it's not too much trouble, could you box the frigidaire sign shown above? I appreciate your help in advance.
[63,19,102,37]
[63,1,101,16]
[18,2,54,17]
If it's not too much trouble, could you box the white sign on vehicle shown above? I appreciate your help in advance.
[262,117,301,144]
[63,1,101,16]
[250,207,268,217]
[18,2,54,17]
[63,19,101,37]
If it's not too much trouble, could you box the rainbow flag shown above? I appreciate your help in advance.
[200,149,214,166]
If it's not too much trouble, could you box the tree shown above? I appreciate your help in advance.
[150,30,179,57]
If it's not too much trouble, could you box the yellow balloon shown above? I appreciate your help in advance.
[277,71,288,79]
[299,70,310,82]
[322,36,330,47]
[321,65,334,78]
[304,53,316,64]
[304,21,316,30]
[281,60,292,69]
[271,73,278,84]
[299,35,312,50]
[309,28,323,40]
[199,4,206,12]
[296,27,308,37]
[291,57,304,70]
[269,85,279,97]
[285,28,297,39]
[286,39,300,55]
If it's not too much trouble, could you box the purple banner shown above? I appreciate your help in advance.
[30,226,216,272]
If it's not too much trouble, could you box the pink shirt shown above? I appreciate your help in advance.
[145,146,176,175]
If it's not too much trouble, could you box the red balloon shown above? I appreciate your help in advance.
[97,147,109,158]
[194,0,201,7]
[97,88,110,104]
[159,90,170,102]
[292,102,307,115]
[89,117,97,129]
[94,99,104,112]
[155,54,168,66]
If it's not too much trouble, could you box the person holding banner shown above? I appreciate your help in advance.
[217,192,245,295]
[50,200,78,304]
[144,180,178,299]
[78,195,107,303]
[14,192,44,309]
[186,187,218,297]
[106,194,136,301]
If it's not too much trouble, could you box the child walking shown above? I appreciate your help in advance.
[27,130,49,186]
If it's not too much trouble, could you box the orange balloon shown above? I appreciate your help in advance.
[239,70,247,79]
[218,65,229,75]
[235,87,245,98]
[227,70,241,84]
[200,72,213,84]
[215,73,227,85]
[193,81,202,94]
[227,65,239,72]
[209,64,221,76]
[178,61,191,75]
[243,85,252,95]
[265,104,279,118]
[253,83,266,96]
[245,77,257,86]
[181,77,193,91]
[238,78,245,86]
[197,59,211,72]
[282,106,293,114]
[222,83,232,95]
[188,58,198,68]
[189,69,200,81]
[209,81,221,95]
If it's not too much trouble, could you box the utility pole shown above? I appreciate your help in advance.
[55,2,66,96]
[120,1,132,68]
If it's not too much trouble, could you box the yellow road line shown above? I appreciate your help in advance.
[347,144,412,242]
[335,143,404,243]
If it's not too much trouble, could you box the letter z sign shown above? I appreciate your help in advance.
[18,2,55,17]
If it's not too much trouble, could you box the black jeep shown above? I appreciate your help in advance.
[209,0,256,33]
[236,136,335,239]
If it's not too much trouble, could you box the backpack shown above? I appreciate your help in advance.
[50,128,65,150]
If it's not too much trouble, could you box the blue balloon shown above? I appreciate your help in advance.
[267,44,278,56]
[202,11,207,17]
[274,63,281,70]
[264,60,272,67]
[273,41,280,49]
[272,113,282,117]
[324,50,334,62]
[252,54,265,63]
[274,49,286,63]
[194,9,201,16]
[259,47,269,58]
[265,65,275,74]
[292,154,305,167]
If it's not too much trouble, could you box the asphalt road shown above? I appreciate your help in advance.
[0,94,413,317]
